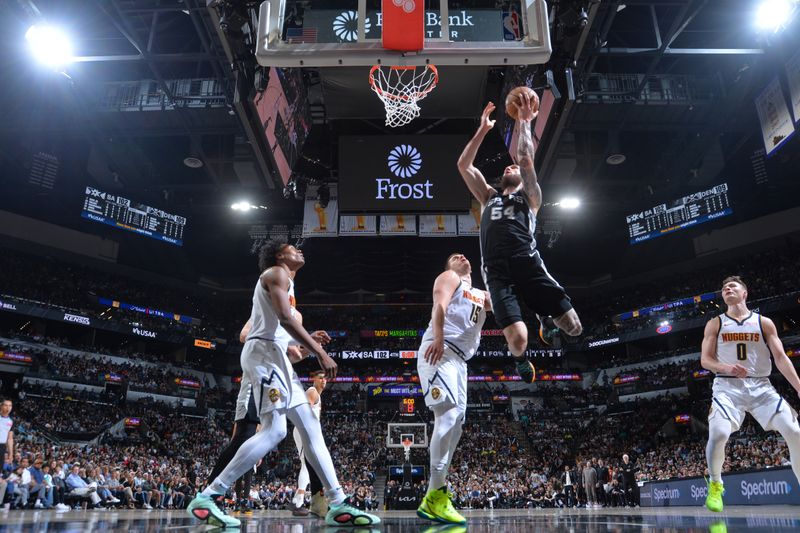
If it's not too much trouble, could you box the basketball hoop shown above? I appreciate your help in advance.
[369,64,438,127]
[401,437,413,461]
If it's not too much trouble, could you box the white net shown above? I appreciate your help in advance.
[369,65,438,127]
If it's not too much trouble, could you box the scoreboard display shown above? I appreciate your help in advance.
[399,397,416,415]
[81,187,186,246]
[626,183,732,244]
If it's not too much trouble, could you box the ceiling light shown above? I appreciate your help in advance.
[755,0,796,31]
[25,24,73,67]
[231,201,252,211]
[559,198,580,209]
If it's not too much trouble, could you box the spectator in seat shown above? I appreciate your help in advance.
[65,464,102,508]
[28,457,49,508]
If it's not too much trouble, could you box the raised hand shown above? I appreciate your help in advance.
[514,92,537,123]
[481,102,496,131]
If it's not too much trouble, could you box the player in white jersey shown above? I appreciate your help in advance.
[290,369,327,514]
[701,276,800,513]
[416,253,490,525]
[205,311,328,515]
[188,241,380,528]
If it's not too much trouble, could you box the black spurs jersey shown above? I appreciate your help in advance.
[479,191,537,261]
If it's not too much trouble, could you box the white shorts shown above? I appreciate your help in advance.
[709,377,797,432]
[241,339,307,415]
[417,342,467,412]
[234,373,256,422]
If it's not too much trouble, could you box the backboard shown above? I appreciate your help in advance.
[255,0,552,67]
[386,422,428,448]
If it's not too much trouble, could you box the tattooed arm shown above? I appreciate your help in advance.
[514,92,542,214]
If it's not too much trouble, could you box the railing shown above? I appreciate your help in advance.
[96,78,227,112]
[581,73,719,104]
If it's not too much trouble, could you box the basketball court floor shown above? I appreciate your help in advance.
[1,507,798,532]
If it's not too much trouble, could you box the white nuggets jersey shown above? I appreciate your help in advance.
[716,312,773,378]
[421,280,487,360]
[246,276,296,351]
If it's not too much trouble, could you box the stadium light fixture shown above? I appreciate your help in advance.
[231,201,267,212]
[557,198,581,209]
[755,0,797,31]
[25,24,73,67]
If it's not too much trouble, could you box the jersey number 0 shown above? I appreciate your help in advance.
[736,343,747,361]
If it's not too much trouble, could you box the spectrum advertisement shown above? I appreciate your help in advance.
[640,466,800,506]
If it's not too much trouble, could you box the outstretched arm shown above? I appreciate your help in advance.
[514,93,542,213]
[457,103,497,207]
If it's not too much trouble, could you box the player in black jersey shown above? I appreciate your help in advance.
[457,94,582,382]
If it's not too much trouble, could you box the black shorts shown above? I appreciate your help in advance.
[482,252,573,329]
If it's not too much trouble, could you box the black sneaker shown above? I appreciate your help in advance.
[514,358,536,383]
[537,315,560,346]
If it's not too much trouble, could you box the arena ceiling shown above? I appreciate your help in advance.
[0,0,799,293]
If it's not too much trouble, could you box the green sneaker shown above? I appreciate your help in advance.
[325,498,381,526]
[537,315,560,346]
[187,492,241,528]
[514,358,536,383]
[705,480,724,513]
[416,487,466,525]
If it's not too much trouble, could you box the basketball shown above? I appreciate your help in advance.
[505,86,540,120]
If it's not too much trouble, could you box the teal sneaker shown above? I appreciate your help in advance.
[325,498,381,526]
[187,492,241,528]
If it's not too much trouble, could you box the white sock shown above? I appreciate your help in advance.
[288,403,346,506]
[428,405,464,491]
[203,411,287,497]
[706,414,732,483]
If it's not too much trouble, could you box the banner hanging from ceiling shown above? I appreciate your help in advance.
[339,215,377,236]
[755,77,795,156]
[786,50,800,124]
[457,199,482,236]
[302,184,338,237]
[379,214,417,235]
[419,215,458,237]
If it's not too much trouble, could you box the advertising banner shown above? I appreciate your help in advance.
[640,467,800,506]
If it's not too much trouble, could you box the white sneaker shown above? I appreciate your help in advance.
[55,503,70,511]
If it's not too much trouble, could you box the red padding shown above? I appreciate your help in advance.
[382,0,424,51]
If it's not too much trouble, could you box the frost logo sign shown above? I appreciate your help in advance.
[333,11,371,42]
[376,145,433,200]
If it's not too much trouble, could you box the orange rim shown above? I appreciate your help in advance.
[369,64,438,102]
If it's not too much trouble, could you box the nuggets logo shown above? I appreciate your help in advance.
[268,388,281,403]
[431,387,441,400]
